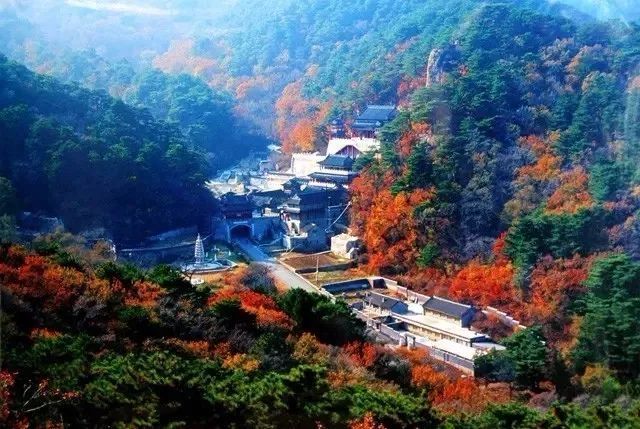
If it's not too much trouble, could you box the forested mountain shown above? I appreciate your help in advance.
[0,5,269,167]
[0,55,213,243]
[340,4,640,417]
[559,0,640,22]
[2,0,640,427]
[0,0,611,142]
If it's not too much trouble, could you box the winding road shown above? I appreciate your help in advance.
[233,239,319,294]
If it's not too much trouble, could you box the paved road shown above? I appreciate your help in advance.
[233,239,319,294]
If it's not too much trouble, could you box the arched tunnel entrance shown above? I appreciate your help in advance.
[229,224,252,240]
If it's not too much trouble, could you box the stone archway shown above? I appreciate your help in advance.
[229,224,252,240]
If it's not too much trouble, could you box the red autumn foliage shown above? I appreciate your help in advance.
[432,378,511,414]
[492,232,509,263]
[343,342,379,368]
[545,166,594,214]
[449,259,516,307]
[0,248,86,313]
[396,122,431,159]
[412,363,511,415]
[505,134,562,220]
[516,134,561,183]
[0,371,15,424]
[349,412,387,429]
[124,281,165,309]
[361,187,434,274]
[275,70,331,154]
[396,268,451,298]
[411,364,449,391]
[209,287,292,328]
[527,256,589,322]
[349,171,395,236]
[397,76,426,106]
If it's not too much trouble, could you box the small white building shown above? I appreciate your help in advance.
[330,233,361,260]
[289,152,325,177]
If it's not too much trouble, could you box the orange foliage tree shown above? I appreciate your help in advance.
[124,281,165,309]
[519,255,591,348]
[0,248,86,314]
[349,412,387,429]
[545,166,594,214]
[343,342,379,369]
[411,364,449,392]
[396,122,431,159]
[275,67,331,154]
[209,287,292,329]
[449,259,516,307]
[349,171,395,236]
[361,187,433,274]
[504,134,561,220]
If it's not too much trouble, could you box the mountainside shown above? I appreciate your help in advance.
[0,55,214,243]
[3,240,640,427]
[2,1,640,427]
[0,0,611,142]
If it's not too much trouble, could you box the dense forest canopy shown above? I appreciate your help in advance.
[2,0,640,427]
[3,239,640,427]
[1,0,635,140]
[0,55,214,243]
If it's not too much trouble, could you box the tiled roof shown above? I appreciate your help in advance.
[365,292,408,313]
[221,193,254,210]
[423,296,473,319]
[320,155,354,169]
[309,172,356,184]
[356,105,397,122]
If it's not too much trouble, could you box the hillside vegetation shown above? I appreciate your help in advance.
[3,237,640,427]
[2,0,640,426]
[0,56,213,243]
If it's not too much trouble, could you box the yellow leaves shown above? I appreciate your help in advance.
[292,333,330,366]
[222,354,260,373]
[580,364,616,394]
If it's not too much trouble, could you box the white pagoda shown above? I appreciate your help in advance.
[194,234,205,265]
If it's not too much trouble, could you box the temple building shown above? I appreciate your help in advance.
[281,105,397,189]
[309,155,359,187]
[351,105,397,138]
[220,193,254,221]
[325,137,380,159]
[279,186,346,234]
